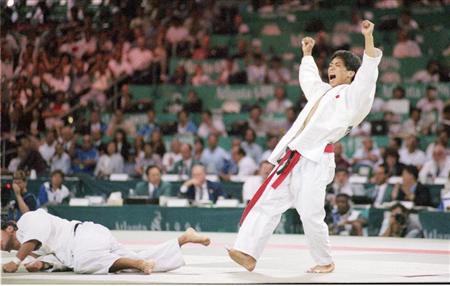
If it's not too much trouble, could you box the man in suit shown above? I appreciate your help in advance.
[179,164,224,204]
[170,143,200,177]
[134,165,171,199]
[370,164,393,206]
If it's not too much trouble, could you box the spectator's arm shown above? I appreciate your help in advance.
[37,185,48,206]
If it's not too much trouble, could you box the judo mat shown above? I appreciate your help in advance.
[2,230,449,284]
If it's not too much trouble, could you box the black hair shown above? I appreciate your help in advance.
[403,165,419,180]
[391,203,408,214]
[51,169,65,179]
[426,85,437,91]
[146,165,161,175]
[336,193,351,200]
[330,50,361,81]
[236,147,246,157]
[1,221,18,231]
[384,147,400,160]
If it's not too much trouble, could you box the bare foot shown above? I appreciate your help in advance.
[307,263,335,273]
[137,259,155,275]
[182,227,211,246]
[227,248,256,272]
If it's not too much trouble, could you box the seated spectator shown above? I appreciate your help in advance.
[425,130,448,160]
[352,137,381,169]
[150,130,166,158]
[7,147,25,174]
[177,109,198,135]
[369,164,393,206]
[193,136,204,161]
[94,142,124,178]
[334,142,351,171]
[137,109,160,142]
[416,85,443,118]
[246,54,267,84]
[328,168,356,199]
[179,164,224,204]
[162,139,182,173]
[72,135,98,176]
[384,86,410,115]
[197,111,227,139]
[419,144,450,184]
[438,104,450,136]
[50,143,71,175]
[232,14,250,34]
[248,105,269,137]
[59,126,76,155]
[260,135,279,163]
[217,57,241,85]
[169,65,187,85]
[128,36,153,73]
[379,203,423,238]
[397,10,419,32]
[220,146,258,181]
[191,65,212,86]
[42,92,70,129]
[108,47,133,79]
[88,110,107,134]
[265,86,293,114]
[328,194,366,236]
[399,135,426,169]
[38,170,70,206]
[135,143,163,177]
[412,60,440,83]
[114,129,132,161]
[266,57,291,84]
[242,161,274,203]
[391,165,432,207]
[401,107,432,136]
[6,170,39,221]
[183,91,203,113]
[241,128,263,164]
[200,134,230,174]
[17,137,48,176]
[392,29,422,58]
[170,143,200,176]
[134,165,171,199]
[106,109,136,137]
[38,130,57,165]
[383,147,405,177]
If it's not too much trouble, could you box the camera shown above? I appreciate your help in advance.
[394,213,407,225]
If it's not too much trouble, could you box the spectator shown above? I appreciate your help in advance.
[242,161,274,203]
[59,126,76,155]
[232,14,250,34]
[137,109,160,143]
[134,165,171,199]
[135,143,162,177]
[179,164,224,204]
[399,135,426,169]
[150,130,167,157]
[328,194,365,236]
[438,104,450,135]
[200,134,230,174]
[6,170,39,221]
[162,139,182,173]
[38,130,57,165]
[416,85,443,116]
[241,128,263,164]
[128,36,153,73]
[383,147,405,177]
[108,47,133,79]
[247,54,267,84]
[260,135,279,163]
[393,29,422,58]
[384,86,410,115]
[193,136,204,161]
[266,57,291,84]
[352,137,381,169]
[169,65,187,85]
[72,134,98,176]
[17,138,48,176]
[419,144,450,184]
[7,147,25,174]
[248,105,269,137]
[166,17,190,46]
[170,143,200,176]
[279,106,298,133]
[412,60,440,83]
[42,92,70,129]
[265,87,293,114]
[379,203,423,238]
[369,164,393,206]
[183,91,203,113]
[197,110,227,138]
[391,165,432,207]
[425,130,448,160]
[217,57,241,85]
[88,110,107,134]
[50,143,71,175]
[401,107,432,136]
[106,109,136,137]
[37,170,70,206]
[94,142,124,178]
[177,109,198,135]
[113,129,132,162]
[220,146,258,181]
[334,142,351,171]
[191,65,212,86]
[397,10,419,32]
[328,168,356,198]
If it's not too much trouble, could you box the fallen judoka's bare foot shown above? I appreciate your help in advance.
[137,259,155,275]
[307,263,335,273]
[178,227,211,246]
[227,248,256,272]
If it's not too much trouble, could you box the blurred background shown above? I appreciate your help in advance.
[1,0,450,239]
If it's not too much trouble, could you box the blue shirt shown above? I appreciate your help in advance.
[8,192,39,221]
[72,148,98,175]
[138,123,160,141]
[200,146,230,174]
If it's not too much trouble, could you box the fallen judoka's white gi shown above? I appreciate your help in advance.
[11,209,185,274]
[233,46,383,266]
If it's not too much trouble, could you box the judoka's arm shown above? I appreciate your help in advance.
[346,20,382,119]
[299,37,330,101]
[25,254,69,272]
[2,240,40,273]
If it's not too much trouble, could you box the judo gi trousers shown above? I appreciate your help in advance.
[72,222,185,274]
[234,147,335,266]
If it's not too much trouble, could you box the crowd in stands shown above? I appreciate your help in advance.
[2,1,450,237]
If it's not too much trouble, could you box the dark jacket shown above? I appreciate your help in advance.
[180,180,224,203]
[395,182,432,207]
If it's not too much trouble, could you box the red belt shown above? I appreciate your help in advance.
[239,144,334,225]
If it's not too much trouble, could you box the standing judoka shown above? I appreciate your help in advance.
[1,209,210,274]
[228,20,382,273]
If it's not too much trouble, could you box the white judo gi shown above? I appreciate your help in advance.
[16,209,185,274]
[234,49,383,265]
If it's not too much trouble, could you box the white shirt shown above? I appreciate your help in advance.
[412,70,439,83]
[180,182,210,203]
[265,99,293,114]
[197,120,227,138]
[247,64,267,84]
[238,156,258,176]
[418,158,450,184]
[41,182,70,205]
[166,26,189,44]
[94,153,124,176]
[242,176,263,202]
[108,58,133,79]
[50,153,71,174]
[268,50,382,165]
[393,40,422,58]
[399,148,427,167]
[16,209,80,268]
[39,142,56,164]
[162,152,182,172]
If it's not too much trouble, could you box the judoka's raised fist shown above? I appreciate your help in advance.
[361,20,374,36]
[301,37,315,56]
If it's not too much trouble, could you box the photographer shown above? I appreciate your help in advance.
[6,170,40,221]
[379,203,423,238]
